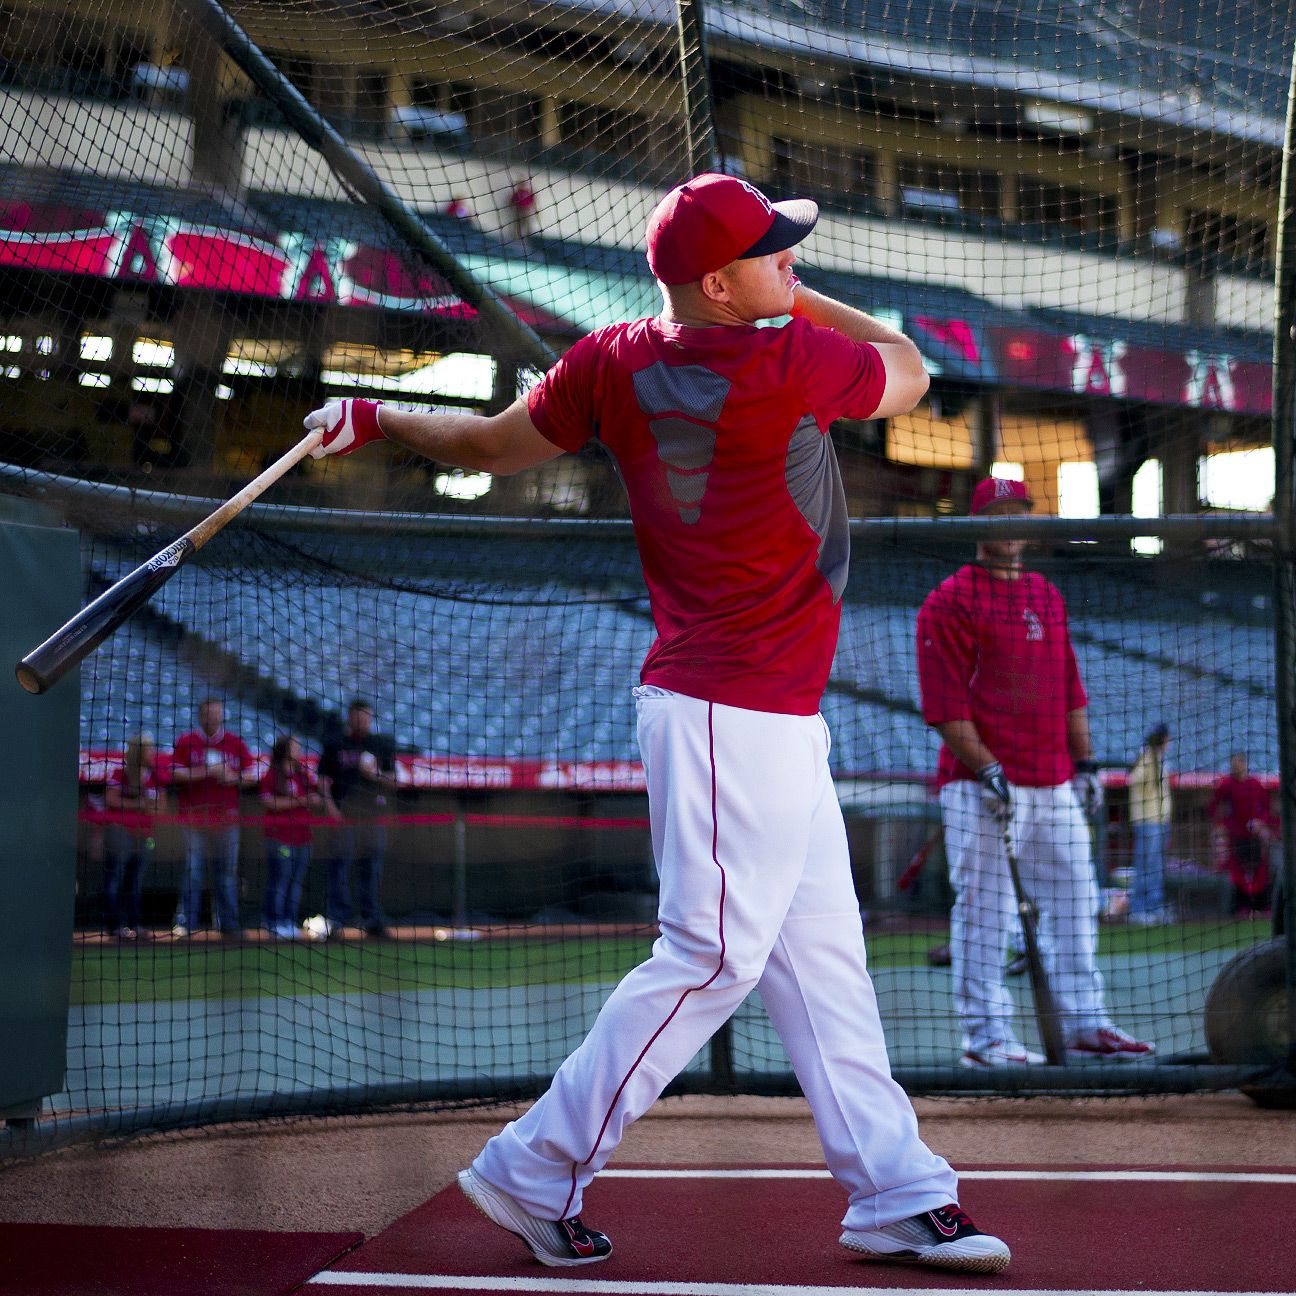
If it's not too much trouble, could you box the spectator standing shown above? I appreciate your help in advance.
[260,734,331,938]
[507,177,537,249]
[169,698,257,937]
[1208,751,1275,915]
[319,700,397,938]
[102,732,162,939]
[1127,724,1172,925]
[916,476,1154,1067]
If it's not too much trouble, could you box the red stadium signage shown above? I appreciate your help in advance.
[987,324,1271,416]
[79,750,1277,794]
[0,202,473,317]
[3,194,1274,411]
[80,749,649,792]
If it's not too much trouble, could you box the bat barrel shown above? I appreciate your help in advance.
[12,539,193,696]
[12,431,319,697]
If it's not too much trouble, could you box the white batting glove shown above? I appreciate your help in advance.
[1072,760,1102,818]
[976,761,1012,829]
[304,398,386,458]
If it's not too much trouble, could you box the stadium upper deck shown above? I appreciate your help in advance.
[0,0,1288,516]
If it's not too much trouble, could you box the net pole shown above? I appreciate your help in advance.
[675,0,721,174]
[180,0,557,372]
[1269,38,1296,1083]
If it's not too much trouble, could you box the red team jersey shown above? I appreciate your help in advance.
[916,565,1088,788]
[172,728,254,824]
[527,316,886,714]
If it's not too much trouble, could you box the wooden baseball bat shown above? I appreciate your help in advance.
[999,820,1068,1065]
[896,824,943,892]
[15,429,323,695]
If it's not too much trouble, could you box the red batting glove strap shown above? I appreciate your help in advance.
[344,398,385,448]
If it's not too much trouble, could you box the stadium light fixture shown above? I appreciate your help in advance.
[1199,448,1274,511]
[134,340,175,368]
[1058,461,1099,518]
[1023,100,1094,135]
[1131,458,1164,555]
[434,469,493,501]
[80,336,113,362]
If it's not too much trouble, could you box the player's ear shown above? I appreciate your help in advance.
[698,268,731,303]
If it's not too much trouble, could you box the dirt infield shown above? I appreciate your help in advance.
[1,1093,1294,1237]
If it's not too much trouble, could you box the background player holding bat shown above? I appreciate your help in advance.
[304,173,1011,1275]
[916,477,1155,1068]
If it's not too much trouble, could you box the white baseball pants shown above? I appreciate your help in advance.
[474,687,957,1230]
[940,779,1111,1052]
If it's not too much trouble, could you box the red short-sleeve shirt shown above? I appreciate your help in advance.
[527,316,886,714]
[260,764,315,847]
[916,565,1088,787]
[103,765,159,834]
[172,728,254,825]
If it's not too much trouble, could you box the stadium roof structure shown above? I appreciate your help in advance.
[542,0,1296,146]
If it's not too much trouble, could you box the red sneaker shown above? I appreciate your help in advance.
[458,1167,612,1267]
[841,1203,1011,1273]
[1069,1027,1155,1059]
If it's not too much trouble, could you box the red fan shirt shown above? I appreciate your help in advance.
[260,764,315,847]
[172,727,254,825]
[103,764,160,834]
[1208,774,1274,837]
[527,316,886,714]
[916,565,1088,788]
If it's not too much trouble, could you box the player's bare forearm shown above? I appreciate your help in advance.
[934,719,998,774]
[791,285,911,346]
[1066,708,1093,763]
[377,400,563,476]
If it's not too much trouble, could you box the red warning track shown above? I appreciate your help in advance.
[0,1222,361,1296]
[310,1165,1294,1294]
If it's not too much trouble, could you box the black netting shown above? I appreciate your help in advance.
[0,0,1291,1143]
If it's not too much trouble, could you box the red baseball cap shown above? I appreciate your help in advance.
[645,173,819,285]
[970,476,1034,514]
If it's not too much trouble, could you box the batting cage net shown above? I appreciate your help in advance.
[0,0,1292,1144]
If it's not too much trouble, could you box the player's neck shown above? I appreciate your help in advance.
[658,283,753,329]
[658,305,749,329]
[975,549,1024,580]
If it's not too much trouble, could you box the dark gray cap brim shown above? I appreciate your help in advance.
[738,198,819,258]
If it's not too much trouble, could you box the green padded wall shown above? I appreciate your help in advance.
[0,519,80,1120]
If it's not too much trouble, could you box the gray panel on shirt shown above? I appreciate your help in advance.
[786,413,850,602]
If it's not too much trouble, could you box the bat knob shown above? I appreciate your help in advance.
[15,661,47,694]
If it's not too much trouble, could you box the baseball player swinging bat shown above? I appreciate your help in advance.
[15,428,322,695]
[998,821,1067,1065]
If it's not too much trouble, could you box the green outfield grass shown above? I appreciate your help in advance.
[70,917,1273,1006]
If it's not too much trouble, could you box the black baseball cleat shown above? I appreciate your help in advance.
[457,1166,612,1267]
[841,1203,1011,1274]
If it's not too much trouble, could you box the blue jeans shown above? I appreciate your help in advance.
[104,825,153,931]
[1129,822,1169,918]
[263,842,311,930]
[326,821,386,927]
[177,824,241,932]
